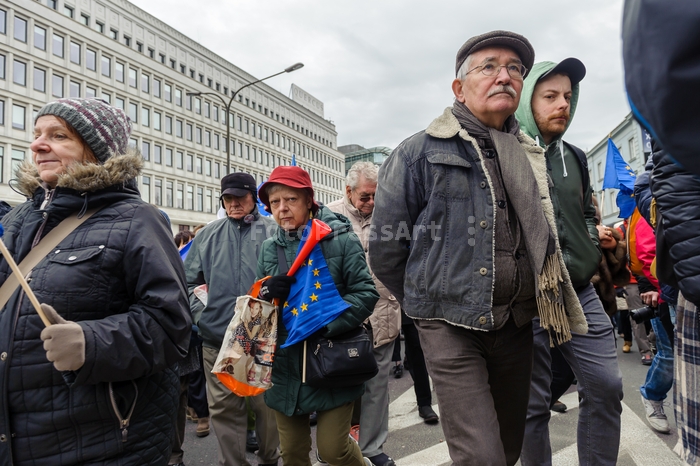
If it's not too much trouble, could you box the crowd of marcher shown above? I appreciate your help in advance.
[1,2,699,465]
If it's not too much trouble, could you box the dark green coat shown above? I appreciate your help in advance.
[257,206,378,416]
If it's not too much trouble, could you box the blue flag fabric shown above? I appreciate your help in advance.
[291,154,297,166]
[280,225,349,348]
[256,181,271,217]
[602,138,637,218]
[179,240,192,261]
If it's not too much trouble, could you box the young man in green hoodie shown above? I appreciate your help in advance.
[514,59,624,466]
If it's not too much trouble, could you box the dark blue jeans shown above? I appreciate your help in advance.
[641,307,675,401]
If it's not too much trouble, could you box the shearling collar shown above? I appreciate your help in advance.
[15,149,144,198]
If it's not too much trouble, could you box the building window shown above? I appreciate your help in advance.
[166,181,173,207]
[205,159,211,176]
[123,35,130,47]
[198,73,203,83]
[215,162,220,179]
[109,29,118,40]
[185,94,191,111]
[206,189,212,213]
[170,59,176,69]
[180,64,186,74]
[205,130,211,147]
[128,67,137,87]
[34,25,46,50]
[196,127,201,144]
[186,123,192,141]
[213,105,218,122]
[195,97,201,114]
[0,9,5,35]
[154,145,162,164]
[99,90,107,101]
[141,176,150,203]
[115,62,124,82]
[154,179,162,205]
[13,60,26,86]
[165,115,172,134]
[187,186,193,210]
[79,13,89,26]
[176,183,183,209]
[204,102,210,118]
[141,107,149,127]
[196,156,202,174]
[115,96,125,110]
[33,67,45,92]
[101,56,111,77]
[86,49,96,70]
[69,80,80,98]
[47,0,57,10]
[70,41,80,64]
[153,111,161,131]
[175,88,182,106]
[196,187,203,211]
[141,73,149,93]
[175,119,182,138]
[0,147,4,182]
[52,74,63,97]
[153,79,161,98]
[176,151,183,169]
[186,154,193,172]
[142,141,150,161]
[164,83,172,102]
[165,148,173,166]
[128,102,137,123]
[136,42,143,53]
[189,69,195,79]
[12,104,25,130]
[11,149,25,176]
[14,17,27,42]
[94,21,104,33]
[63,5,74,18]
[52,34,64,58]
[159,53,166,64]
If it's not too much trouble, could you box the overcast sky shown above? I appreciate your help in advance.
[134,0,628,152]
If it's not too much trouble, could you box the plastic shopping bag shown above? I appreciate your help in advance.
[212,279,277,397]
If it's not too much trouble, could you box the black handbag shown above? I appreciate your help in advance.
[305,326,378,388]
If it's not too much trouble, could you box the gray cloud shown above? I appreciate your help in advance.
[136,0,628,152]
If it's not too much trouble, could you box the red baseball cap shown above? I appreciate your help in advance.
[258,166,320,213]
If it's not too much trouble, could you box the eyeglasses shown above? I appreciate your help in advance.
[466,61,527,80]
[353,191,375,203]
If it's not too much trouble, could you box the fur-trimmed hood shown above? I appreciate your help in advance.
[427,107,588,336]
[15,149,143,198]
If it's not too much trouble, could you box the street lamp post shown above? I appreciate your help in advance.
[187,62,304,177]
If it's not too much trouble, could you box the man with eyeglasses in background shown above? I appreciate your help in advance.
[515,58,623,466]
[369,31,587,465]
[328,161,401,466]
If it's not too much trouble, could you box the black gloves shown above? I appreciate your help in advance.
[260,275,296,302]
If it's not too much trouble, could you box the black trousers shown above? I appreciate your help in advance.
[396,310,433,407]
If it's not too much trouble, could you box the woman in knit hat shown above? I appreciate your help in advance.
[0,98,191,466]
[255,166,379,466]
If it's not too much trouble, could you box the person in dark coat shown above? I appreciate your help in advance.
[0,98,191,466]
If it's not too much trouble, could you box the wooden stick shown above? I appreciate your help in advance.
[0,239,51,327]
[302,340,307,384]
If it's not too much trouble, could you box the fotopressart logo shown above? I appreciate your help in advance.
[468,216,476,246]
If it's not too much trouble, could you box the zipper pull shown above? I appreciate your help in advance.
[328,341,333,348]
[314,344,320,355]
[121,420,129,442]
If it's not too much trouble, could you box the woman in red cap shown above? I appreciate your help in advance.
[256,166,378,466]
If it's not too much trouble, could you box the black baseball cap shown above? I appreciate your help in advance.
[538,58,586,85]
[220,173,257,198]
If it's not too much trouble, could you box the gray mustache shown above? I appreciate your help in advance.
[487,85,517,98]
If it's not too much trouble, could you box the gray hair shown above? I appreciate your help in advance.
[456,53,476,81]
[346,161,378,190]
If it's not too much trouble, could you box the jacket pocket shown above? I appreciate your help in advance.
[427,152,473,200]
[43,245,105,293]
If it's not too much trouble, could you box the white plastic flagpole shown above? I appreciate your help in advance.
[302,341,307,383]
[0,239,51,327]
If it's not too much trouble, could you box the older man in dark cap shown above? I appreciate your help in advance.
[184,173,280,466]
[369,31,587,465]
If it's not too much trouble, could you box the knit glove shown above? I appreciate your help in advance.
[259,275,296,302]
[40,304,86,372]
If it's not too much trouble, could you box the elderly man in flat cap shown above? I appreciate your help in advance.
[369,31,587,465]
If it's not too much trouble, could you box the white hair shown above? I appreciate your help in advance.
[346,161,378,189]
[456,54,476,81]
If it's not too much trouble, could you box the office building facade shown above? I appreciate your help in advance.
[0,0,345,230]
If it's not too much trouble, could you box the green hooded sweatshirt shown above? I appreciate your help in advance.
[515,61,601,289]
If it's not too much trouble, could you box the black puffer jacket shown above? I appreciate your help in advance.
[648,148,700,305]
[0,151,190,466]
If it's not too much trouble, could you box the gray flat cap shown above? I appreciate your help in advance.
[456,30,535,78]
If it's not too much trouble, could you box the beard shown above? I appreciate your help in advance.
[535,111,569,140]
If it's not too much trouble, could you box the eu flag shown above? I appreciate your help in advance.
[602,138,637,218]
[256,181,271,217]
[291,154,297,166]
[280,228,349,348]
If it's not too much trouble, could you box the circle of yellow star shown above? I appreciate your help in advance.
[310,293,318,302]
[301,303,309,312]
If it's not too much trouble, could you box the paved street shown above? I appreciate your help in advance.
[181,336,682,465]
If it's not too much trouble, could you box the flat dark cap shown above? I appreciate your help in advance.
[456,30,535,78]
